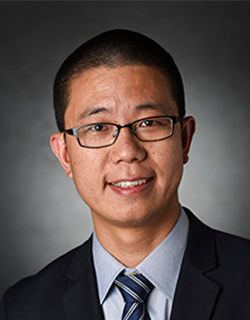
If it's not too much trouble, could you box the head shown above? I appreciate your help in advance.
[53,29,186,132]
[50,29,195,238]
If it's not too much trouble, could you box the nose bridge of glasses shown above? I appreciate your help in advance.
[113,123,137,139]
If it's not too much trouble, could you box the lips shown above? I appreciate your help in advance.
[110,179,147,188]
[108,177,153,189]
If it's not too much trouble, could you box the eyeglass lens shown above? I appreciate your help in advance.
[77,117,174,148]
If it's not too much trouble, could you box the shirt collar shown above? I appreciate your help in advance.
[92,233,124,304]
[136,207,189,299]
[92,206,189,304]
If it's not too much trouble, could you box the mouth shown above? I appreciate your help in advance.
[108,178,153,189]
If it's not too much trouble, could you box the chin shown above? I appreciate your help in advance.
[111,211,157,228]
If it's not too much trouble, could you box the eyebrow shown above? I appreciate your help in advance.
[77,106,112,121]
[135,103,168,114]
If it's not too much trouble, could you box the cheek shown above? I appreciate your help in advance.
[154,140,184,183]
[69,151,106,197]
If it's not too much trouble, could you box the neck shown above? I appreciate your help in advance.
[93,204,180,268]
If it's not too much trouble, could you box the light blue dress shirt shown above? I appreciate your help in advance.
[92,207,189,320]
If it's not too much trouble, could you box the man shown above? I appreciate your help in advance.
[1,29,250,320]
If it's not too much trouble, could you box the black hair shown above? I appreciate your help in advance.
[53,29,185,132]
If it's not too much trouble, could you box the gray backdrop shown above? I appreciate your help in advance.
[1,2,250,297]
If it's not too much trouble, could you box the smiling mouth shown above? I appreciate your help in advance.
[109,178,152,189]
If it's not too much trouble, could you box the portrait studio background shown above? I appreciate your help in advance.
[0,2,250,297]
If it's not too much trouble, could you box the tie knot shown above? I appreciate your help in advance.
[115,272,154,304]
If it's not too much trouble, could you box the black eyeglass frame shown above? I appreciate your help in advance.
[64,115,182,149]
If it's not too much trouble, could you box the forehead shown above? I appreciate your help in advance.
[65,65,177,126]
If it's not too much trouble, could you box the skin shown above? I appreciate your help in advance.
[50,65,195,267]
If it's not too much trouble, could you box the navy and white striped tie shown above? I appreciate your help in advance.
[115,272,154,320]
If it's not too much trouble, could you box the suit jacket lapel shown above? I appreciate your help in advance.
[170,209,221,320]
[61,237,105,320]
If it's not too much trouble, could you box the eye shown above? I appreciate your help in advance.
[140,119,157,127]
[88,124,108,132]
[80,123,110,137]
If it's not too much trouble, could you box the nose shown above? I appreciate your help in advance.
[109,126,147,164]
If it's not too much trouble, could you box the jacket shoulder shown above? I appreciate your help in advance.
[13,236,92,286]
[184,207,250,272]
[0,237,93,319]
[213,229,250,270]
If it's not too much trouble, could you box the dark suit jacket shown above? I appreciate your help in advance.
[1,208,250,320]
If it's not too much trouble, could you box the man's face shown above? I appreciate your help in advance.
[51,65,195,232]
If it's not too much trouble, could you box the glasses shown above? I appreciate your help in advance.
[64,115,181,149]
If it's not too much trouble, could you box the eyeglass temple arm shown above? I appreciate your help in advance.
[65,129,74,135]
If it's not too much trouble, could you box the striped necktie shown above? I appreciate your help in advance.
[115,272,154,320]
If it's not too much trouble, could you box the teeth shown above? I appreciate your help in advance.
[111,179,147,188]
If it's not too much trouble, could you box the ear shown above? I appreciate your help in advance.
[181,116,196,164]
[50,133,73,178]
